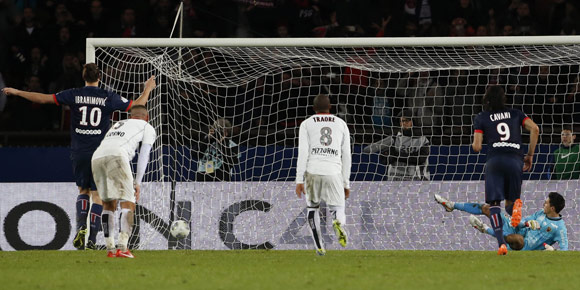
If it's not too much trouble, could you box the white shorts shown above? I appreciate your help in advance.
[92,155,135,203]
[304,172,345,207]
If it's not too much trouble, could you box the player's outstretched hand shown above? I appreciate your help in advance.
[523,154,533,172]
[344,188,350,199]
[295,184,305,198]
[134,184,141,202]
[525,220,541,230]
[145,75,156,91]
[2,87,20,96]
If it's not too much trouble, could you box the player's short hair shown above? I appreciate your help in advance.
[548,191,565,213]
[397,109,414,122]
[82,63,101,83]
[130,105,148,113]
[483,85,506,111]
[313,94,331,113]
[561,125,574,134]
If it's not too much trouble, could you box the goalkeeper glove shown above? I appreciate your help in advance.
[525,220,541,230]
[544,243,555,251]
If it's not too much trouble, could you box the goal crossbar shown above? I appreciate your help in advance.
[86,36,580,62]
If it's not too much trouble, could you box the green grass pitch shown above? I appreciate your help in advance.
[1,250,579,290]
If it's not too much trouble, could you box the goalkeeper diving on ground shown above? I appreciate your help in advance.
[435,192,568,251]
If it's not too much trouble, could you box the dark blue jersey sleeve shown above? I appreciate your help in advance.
[108,91,132,111]
[54,89,76,106]
[517,110,530,128]
[473,113,483,134]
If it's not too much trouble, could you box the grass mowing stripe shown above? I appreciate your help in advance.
[1,250,579,290]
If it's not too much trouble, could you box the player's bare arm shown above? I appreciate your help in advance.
[523,118,540,172]
[344,188,350,199]
[2,87,55,104]
[471,132,483,152]
[133,75,156,107]
[134,184,141,202]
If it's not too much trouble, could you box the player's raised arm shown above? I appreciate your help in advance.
[133,75,156,107]
[523,118,540,172]
[2,87,55,104]
[362,136,393,153]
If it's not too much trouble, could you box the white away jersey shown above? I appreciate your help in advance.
[296,114,351,188]
[92,119,156,161]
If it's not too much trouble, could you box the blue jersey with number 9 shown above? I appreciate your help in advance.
[54,86,133,153]
[473,108,529,159]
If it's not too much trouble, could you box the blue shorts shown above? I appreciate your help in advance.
[71,152,97,191]
[485,155,523,203]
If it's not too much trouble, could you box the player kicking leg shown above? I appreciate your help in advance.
[435,194,516,254]
[434,194,484,215]
[468,215,525,251]
[435,193,510,254]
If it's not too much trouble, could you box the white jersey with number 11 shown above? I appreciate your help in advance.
[296,114,351,189]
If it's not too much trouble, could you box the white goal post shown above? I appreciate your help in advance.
[85,36,580,251]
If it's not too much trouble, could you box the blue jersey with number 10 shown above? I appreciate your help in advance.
[54,86,133,154]
[473,108,529,159]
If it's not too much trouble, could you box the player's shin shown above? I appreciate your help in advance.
[102,210,116,251]
[329,205,347,247]
[454,203,483,215]
[88,203,103,246]
[76,194,90,229]
[488,206,507,247]
[329,205,346,225]
[505,203,514,216]
[307,206,324,253]
[119,208,134,251]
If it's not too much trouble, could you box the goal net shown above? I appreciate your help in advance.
[87,37,580,251]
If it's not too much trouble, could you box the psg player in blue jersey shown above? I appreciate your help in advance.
[470,85,539,255]
[3,63,156,249]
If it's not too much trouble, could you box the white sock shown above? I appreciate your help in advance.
[329,205,346,225]
[119,208,133,251]
[120,208,132,234]
[307,207,324,250]
[102,210,116,250]
[118,232,129,251]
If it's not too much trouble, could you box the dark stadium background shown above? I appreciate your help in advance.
[0,0,578,181]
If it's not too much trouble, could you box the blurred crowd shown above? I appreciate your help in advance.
[177,65,580,141]
[0,0,580,134]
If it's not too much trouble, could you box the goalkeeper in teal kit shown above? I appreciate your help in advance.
[435,191,568,251]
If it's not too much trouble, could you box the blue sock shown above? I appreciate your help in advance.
[485,228,494,237]
[454,203,483,215]
[76,195,90,229]
[488,206,506,247]
[505,203,514,216]
[89,203,103,243]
